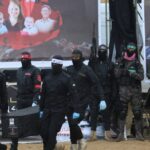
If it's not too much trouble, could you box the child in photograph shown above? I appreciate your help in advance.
[35,4,56,33]
[0,12,8,34]
[21,16,38,36]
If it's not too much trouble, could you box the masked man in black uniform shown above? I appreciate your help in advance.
[10,52,41,150]
[66,49,105,150]
[89,44,115,141]
[40,55,79,150]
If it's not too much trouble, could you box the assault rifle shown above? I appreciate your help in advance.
[90,23,97,60]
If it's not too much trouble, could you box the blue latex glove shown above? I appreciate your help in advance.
[39,111,43,118]
[99,100,107,110]
[72,112,80,119]
[32,101,37,107]
[32,94,41,105]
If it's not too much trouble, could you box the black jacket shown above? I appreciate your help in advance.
[0,73,8,113]
[17,65,41,101]
[89,58,115,95]
[66,63,103,106]
[40,70,78,112]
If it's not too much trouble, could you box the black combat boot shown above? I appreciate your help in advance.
[116,120,125,142]
[0,143,7,150]
[10,143,18,150]
[10,138,18,150]
[135,120,144,141]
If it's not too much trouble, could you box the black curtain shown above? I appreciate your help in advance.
[109,0,136,61]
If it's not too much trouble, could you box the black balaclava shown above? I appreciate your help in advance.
[72,49,83,69]
[126,42,136,57]
[98,44,107,61]
[21,52,32,69]
[51,55,63,74]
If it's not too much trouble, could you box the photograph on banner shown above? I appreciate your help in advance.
[0,0,98,61]
[145,0,150,77]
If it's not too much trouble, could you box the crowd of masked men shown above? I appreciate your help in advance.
[0,42,147,150]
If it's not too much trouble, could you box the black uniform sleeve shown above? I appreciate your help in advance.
[88,58,106,101]
[32,67,42,102]
[86,66,104,100]
[0,73,8,113]
[40,78,46,111]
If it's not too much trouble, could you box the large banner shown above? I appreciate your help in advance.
[145,0,150,77]
[0,0,98,61]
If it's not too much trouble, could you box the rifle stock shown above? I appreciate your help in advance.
[91,23,97,59]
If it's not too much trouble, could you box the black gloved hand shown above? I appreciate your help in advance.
[122,68,129,75]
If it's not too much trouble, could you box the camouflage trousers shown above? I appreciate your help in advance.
[119,85,142,120]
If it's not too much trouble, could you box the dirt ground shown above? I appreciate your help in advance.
[6,140,150,150]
